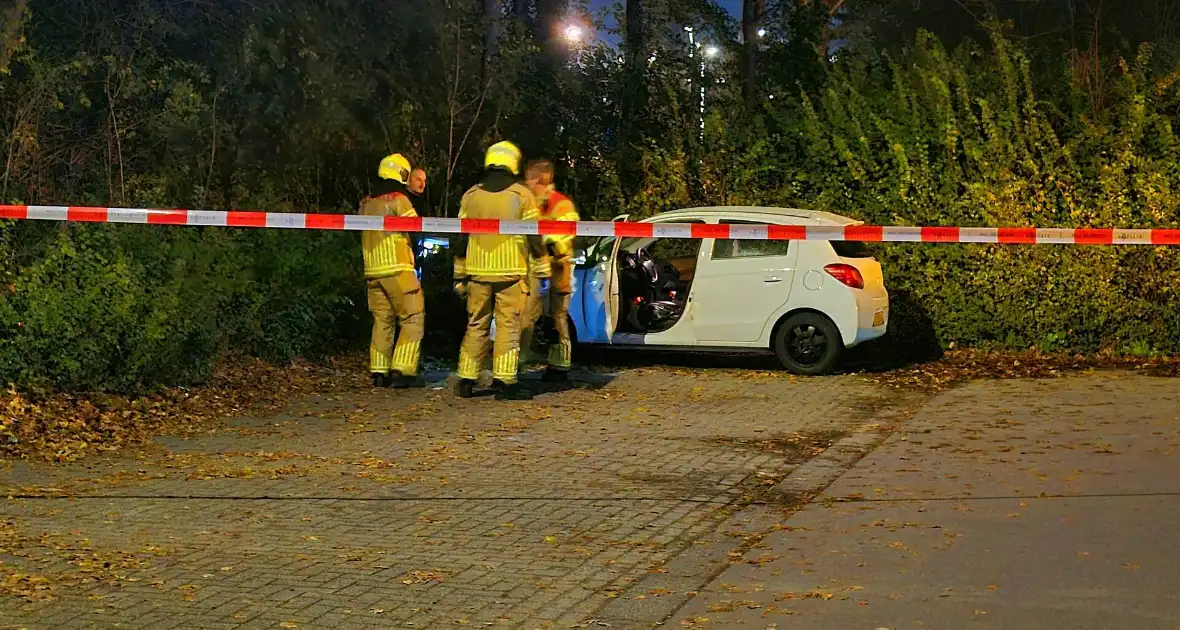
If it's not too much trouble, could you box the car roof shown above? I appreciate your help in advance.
[643,206,862,226]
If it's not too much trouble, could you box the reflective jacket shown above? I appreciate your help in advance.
[539,190,579,293]
[454,173,548,281]
[360,191,418,278]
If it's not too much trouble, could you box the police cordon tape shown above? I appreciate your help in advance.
[3,204,1180,245]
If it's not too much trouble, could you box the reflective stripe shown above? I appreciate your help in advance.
[391,340,421,376]
[457,349,481,381]
[543,198,578,248]
[370,347,392,373]
[361,194,418,278]
[493,348,520,383]
[363,235,415,276]
[464,235,531,276]
[548,340,572,370]
[459,188,540,276]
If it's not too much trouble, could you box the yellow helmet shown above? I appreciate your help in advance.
[484,141,522,175]
[377,153,412,184]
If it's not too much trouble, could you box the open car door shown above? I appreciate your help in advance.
[577,215,628,344]
[604,217,627,343]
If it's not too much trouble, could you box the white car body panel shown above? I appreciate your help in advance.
[567,206,889,358]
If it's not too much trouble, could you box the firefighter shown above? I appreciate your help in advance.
[452,141,549,401]
[361,153,424,388]
[520,158,579,382]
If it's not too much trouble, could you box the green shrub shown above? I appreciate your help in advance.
[788,29,1180,354]
[0,224,366,393]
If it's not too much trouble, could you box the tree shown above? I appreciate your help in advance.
[742,0,765,109]
[619,0,648,198]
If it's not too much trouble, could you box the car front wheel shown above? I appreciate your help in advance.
[773,312,842,375]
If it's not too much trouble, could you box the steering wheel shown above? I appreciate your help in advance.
[620,247,653,266]
[638,252,659,283]
[623,247,656,279]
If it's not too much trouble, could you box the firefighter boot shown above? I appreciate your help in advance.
[542,367,568,384]
[371,373,392,388]
[455,379,476,399]
[493,380,533,401]
[389,371,419,389]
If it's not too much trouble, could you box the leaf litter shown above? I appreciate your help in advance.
[0,518,158,602]
[1,355,367,463]
[862,349,1180,393]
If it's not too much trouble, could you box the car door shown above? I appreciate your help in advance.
[575,215,628,344]
[691,219,799,343]
[612,223,705,344]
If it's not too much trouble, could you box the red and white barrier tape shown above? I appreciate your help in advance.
[3,205,1179,244]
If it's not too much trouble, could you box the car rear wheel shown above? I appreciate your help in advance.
[773,312,842,376]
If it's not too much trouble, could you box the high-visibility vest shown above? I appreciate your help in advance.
[455,182,540,278]
[529,190,580,292]
[360,192,418,278]
[542,191,579,257]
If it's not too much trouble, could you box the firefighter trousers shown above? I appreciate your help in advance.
[457,277,527,384]
[367,271,424,376]
[520,276,572,371]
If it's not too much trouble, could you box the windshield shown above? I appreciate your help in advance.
[579,236,616,268]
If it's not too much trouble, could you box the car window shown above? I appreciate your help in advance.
[831,240,873,258]
[620,220,704,259]
[581,236,614,268]
[647,238,701,260]
[712,220,793,259]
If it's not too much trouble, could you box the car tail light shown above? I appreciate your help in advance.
[824,263,864,289]
[632,296,645,305]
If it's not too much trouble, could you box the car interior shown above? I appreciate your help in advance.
[615,237,700,334]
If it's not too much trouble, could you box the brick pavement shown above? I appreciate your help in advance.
[0,363,906,629]
[670,372,1180,628]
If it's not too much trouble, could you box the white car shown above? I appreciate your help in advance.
[561,206,889,375]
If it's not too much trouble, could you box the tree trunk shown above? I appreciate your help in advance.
[619,0,647,199]
[535,0,566,58]
[741,0,765,111]
[484,0,501,73]
[514,0,530,20]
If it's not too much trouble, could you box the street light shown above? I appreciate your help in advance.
[563,24,584,43]
[757,27,767,38]
[704,45,719,58]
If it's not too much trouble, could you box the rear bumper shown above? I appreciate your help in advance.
[849,293,889,347]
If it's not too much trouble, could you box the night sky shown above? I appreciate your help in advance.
[588,0,743,14]
[586,0,743,44]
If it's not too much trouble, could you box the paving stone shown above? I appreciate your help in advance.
[1,365,890,628]
[671,373,1180,628]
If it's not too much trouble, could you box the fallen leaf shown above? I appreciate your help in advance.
[400,571,445,585]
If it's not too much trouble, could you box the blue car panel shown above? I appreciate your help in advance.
[572,265,609,344]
